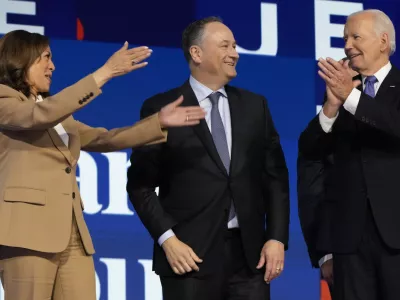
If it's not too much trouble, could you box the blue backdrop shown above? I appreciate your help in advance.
[1,0,400,299]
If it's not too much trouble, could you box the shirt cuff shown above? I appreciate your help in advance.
[318,254,333,267]
[319,108,339,133]
[343,88,361,115]
[158,229,175,246]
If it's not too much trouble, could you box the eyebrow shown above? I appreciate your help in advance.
[221,39,237,44]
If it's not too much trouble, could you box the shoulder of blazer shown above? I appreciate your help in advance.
[387,64,400,82]
[225,84,266,109]
[225,84,264,99]
[0,84,28,101]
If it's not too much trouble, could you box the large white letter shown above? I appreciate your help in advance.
[314,0,363,60]
[236,3,278,56]
[0,0,44,34]
[77,151,103,214]
[95,271,101,300]
[101,152,134,215]
[138,259,162,300]
[100,258,127,300]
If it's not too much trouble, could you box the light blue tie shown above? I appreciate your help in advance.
[364,76,378,97]
[209,92,236,222]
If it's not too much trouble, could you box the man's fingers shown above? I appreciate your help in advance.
[181,261,193,273]
[318,70,335,86]
[269,259,279,281]
[353,79,362,88]
[256,254,265,269]
[264,258,273,282]
[189,248,203,263]
[318,61,336,79]
[176,264,186,274]
[326,57,343,71]
[186,258,199,272]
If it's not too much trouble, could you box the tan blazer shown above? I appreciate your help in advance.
[0,75,167,255]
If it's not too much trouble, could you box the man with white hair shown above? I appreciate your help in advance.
[299,9,400,299]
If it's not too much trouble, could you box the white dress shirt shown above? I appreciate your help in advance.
[157,76,239,246]
[36,95,69,147]
[317,61,392,267]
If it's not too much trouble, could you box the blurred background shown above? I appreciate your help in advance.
[0,0,399,299]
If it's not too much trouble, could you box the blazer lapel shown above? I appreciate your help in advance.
[180,81,228,176]
[47,128,74,166]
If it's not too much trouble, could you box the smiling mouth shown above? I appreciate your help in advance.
[225,62,235,66]
[45,75,52,82]
[349,54,361,59]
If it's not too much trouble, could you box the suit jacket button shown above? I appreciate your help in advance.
[65,167,71,174]
[72,192,75,199]
[89,92,94,97]
[79,100,83,104]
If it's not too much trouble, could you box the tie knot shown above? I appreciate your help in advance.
[365,75,378,85]
[209,92,221,106]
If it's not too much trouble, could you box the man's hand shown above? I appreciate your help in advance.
[321,259,333,286]
[318,58,360,101]
[256,240,285,283]
[161,236,203,275]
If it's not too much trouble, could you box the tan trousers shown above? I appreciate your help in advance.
[0,214,96,300]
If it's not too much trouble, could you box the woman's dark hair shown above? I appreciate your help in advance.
[0,30,50,98]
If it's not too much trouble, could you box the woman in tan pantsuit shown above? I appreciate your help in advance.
[0,30,205,300]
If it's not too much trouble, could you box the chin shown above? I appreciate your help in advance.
[227,71,237,79]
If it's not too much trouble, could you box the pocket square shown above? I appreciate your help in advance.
[390,85,396,87]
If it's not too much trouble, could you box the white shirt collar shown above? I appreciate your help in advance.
[189,75,227,103]
[362,61,392,85]
[36,95,44,103]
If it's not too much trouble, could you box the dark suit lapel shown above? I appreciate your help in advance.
[225,86,241,175]
[180,81,228,176]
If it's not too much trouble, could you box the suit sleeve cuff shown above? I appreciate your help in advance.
[319,108,338,133]
[158,229,175,246]
[268,239,284,246]
[318,254,333,267]
[343,88,361,115]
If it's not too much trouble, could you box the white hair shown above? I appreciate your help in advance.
[348,9,396,56]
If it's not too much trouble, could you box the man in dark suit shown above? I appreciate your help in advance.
[299,9,400,300]
[297,150,334,278]
[297,61,359,294]
[127,16,289,300]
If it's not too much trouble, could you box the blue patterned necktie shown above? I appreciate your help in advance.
[209,92,236,222]
[364,75,378,97]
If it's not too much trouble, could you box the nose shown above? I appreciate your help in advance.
[344,39,353,55]
[49,59,55,71]
[230,47,239,59]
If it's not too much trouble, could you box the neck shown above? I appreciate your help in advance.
[359,57,389,76]
[190,70,228,91]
